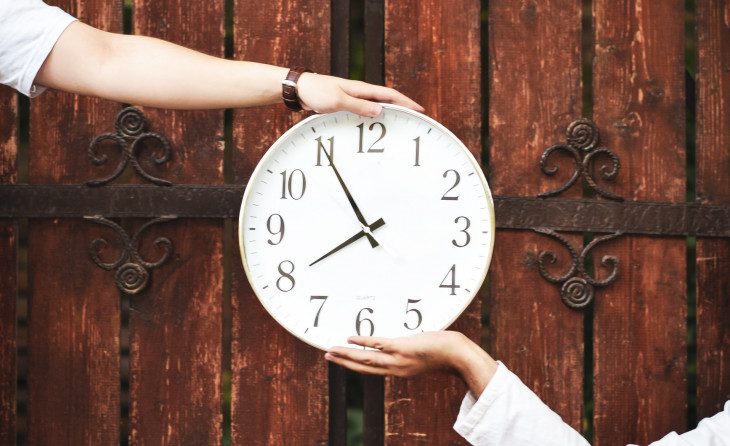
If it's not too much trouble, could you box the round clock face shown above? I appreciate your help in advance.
[239,104,494,350]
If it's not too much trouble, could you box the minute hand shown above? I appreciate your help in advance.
[323,149,378,247]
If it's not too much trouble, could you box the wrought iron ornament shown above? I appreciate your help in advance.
[87,107,173,187]
[536,118,624,309]
[533,227,622,309]
[85,216,176,294]
[538,119,623,201]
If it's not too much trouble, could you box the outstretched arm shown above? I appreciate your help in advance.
[325,331,497,397]
[35,21,422,116]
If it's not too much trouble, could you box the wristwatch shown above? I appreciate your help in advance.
[282,67,312,111]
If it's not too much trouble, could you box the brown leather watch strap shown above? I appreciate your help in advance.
[282,67,312,111]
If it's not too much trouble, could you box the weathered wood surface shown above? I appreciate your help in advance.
[592,1,688,444]
[26,1,122,444]
[0,85,18,445]
[2,1,728,445]
[695,0,730,423]
[383,0,485,444]
[230,1,331,444]
[488,0,586,433]
[129,0,225,443]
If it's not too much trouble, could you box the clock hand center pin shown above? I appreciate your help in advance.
[359,223,399,260]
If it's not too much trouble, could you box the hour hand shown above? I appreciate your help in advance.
[309,218,385,267]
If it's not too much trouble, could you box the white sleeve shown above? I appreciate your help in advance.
[454,361,590,446]
[0,0,77,97]
[641,401,730,446]
[454,362,730,446]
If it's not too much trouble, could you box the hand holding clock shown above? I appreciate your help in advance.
[325,331,497,398]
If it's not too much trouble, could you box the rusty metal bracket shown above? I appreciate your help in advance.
[535,118,624,309]
[85,215,176,295]
[2,187,730,236]
[86,107,173,187]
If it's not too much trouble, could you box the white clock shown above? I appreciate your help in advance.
[238,104,495,350]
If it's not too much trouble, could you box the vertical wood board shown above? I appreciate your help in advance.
[26,2,122,444]
[0,85,18,445]
[592,1,688,444]
[129,0,225,444]
[695,0,730,423]
[230,1,331,444]
[384,1,485,444]
[487,0,585,431]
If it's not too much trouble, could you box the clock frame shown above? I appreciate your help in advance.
[239,104,494,350]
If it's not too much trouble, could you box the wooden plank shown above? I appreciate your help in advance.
[383,1,495,443]
[0,86,17,445]
[592,1,687,444]
[128,1,225,444]
[26,1,122,444]
[230,1,331,444]
[695,0,730,423]
[487,0,586,434]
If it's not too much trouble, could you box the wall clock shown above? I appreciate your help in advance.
[238,104,494,350]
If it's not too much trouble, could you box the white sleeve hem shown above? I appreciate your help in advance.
[0,0,77,97]
[454,361,509,441]
[22,18,78,98]
[453,361,590,446]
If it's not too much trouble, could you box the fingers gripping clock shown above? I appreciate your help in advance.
[238,104,495,350]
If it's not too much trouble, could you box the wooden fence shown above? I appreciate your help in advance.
[1,0,729,445]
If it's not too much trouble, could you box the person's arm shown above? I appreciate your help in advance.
[34,21,423,116]
[326,331,497,397]
[327,332,589,446]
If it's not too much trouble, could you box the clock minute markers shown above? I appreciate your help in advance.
[239,105,494,351]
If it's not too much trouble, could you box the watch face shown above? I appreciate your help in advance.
[239,104,494,350]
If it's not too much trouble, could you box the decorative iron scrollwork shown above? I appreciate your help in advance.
[535,118,624,309]
[538,119,623,201]
[85,215,176,294]
[533,227,622,309]
[86,107,173,187]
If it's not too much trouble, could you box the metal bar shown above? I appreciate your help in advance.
[363,0,384,85]
[1,186,729,237]
[328,363,348,446]
[329,2,350,445]
[493,196,730,237]
[362,1,386,444]
[331,0,350,78]
[362,374,384,446]
[0,184,245,219]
